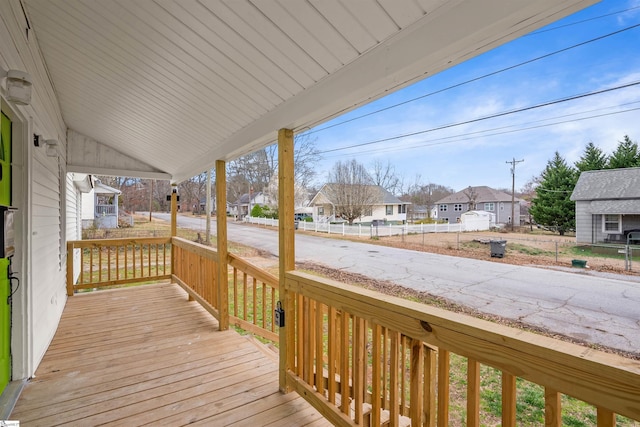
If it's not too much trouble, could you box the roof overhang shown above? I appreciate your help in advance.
[586,200,640,215]
[23,0,598,183]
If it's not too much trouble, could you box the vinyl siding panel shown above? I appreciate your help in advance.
[574,201,593,243]
[1,0,69,379]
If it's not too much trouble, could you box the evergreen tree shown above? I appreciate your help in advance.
[575,142,607,172]
[529,152,577,235]
[606,135,639,169]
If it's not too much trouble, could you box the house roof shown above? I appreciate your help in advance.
[571,167,640,201]
[19,0,595,184]
[311,184,407,206]
[94,181,121,195]
[436,186,519,204]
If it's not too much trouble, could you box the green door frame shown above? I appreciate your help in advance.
[0,111,13,393]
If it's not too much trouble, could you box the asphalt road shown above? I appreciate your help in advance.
[152,213,640,355]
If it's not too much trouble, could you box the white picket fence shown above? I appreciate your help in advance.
[244,216,466,237]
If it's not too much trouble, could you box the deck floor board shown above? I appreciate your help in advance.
[11,283,331,426]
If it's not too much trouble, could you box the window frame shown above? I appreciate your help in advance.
[602,214,622,233]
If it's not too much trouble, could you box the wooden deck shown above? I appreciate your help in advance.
[11,282,331,426]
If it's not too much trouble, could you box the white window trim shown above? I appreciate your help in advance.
[602,214,622,233]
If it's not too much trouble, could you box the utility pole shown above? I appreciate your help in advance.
[506,158,524,231]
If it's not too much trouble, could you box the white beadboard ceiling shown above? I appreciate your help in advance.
[23,0,596,183]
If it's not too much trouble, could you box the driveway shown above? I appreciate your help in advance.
[153,213,640,356]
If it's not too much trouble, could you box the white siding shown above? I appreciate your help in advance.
[1,0,69,379]
[575,201,594,244]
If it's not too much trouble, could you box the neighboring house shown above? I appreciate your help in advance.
[408,204,438,222]
[230,192,272,219]
[310,184,410,224]
[570,168,640,244]
[436,186,521,226]
[81,180,122,229]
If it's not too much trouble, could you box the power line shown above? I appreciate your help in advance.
[317,80,640,155]
[306,22,640,136]
[319,104,640,159]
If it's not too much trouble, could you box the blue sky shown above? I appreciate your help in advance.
[302,0,640,193]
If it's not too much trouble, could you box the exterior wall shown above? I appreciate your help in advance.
[574,201,594,243]
[1,0,69,380]
[439,202,520,225]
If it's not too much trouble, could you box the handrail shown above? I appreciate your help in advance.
[169,237,278,341]
[66,237,172,295]
[228,253,279,342]
[284,270,640,426]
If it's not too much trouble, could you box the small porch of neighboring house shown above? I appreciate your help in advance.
[81,180,129,229]
[587,212,640,245]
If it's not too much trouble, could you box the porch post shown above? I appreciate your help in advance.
[278,128,294,393]
[170,183,177,277]
[170,183,178,237]
[216,160,229,331]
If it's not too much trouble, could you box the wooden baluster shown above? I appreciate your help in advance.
[302,297,310,383]
[353,317,366,425]
[409,338,424,426]
[328,306,337,405]
[243,272,248,320]
[371,323,382,426]
[467,359,480,427]
[437,349,450,427]
[389,331,400,427]
[315,302,325,398]
[502,372,516,427]
[340,311,350,415]
[252,277,258,325]
[596,408,615,427]
[89,245,94,283]
[261,282,267,329]
[544,387,561,427]
[400,335,407,416]
[271,287,276,332]
[233,267,238,317]
[424,345,436,427]
[382,327,389,410]
[297,294,304,377]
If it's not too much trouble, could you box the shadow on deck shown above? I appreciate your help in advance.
[11,283,330,426]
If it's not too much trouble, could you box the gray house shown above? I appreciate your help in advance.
[570,168,640,244]
[436,186,521,226]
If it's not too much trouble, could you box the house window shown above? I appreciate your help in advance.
[454,204,462,211]
[602,214,621,233]
[484,203,495,211]
[386,205,393,215]
[398,204,406,214]
[318,206,324,216]
[439,205,448,212]
[364,207,372,216]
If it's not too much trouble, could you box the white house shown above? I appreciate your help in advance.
[81,180,121,229]
[310,184,410,224]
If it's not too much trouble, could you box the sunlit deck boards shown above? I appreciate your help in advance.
[11,282,330,426]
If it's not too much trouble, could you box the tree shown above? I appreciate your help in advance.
[370,159,402,195]
[227,133,321,204]
[463,186,478,211]
[575,142,607,172]
[401,175,454,221]
[323,159,376,225]
[529,152,577,235]
[606,135,639,169]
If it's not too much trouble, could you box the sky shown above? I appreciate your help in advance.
[299,0,640,193]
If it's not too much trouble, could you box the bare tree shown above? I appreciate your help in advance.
[463,186,478,211]
[401,175,454,221]
[323,159,376,225]
[370,159,402,195]
[227,133,321,204]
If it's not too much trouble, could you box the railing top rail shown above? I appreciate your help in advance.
[68,237,172,247]
[171,236,218,262]
[228,253,278,286]
[285,270,640,420]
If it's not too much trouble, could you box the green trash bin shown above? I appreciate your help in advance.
[490,239,506,258]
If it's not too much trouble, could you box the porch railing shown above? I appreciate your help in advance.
[283,270,640,427]
[66,237,172,295]
[67,237,640,426]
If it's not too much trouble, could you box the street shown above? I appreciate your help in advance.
[152,213,640,355]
